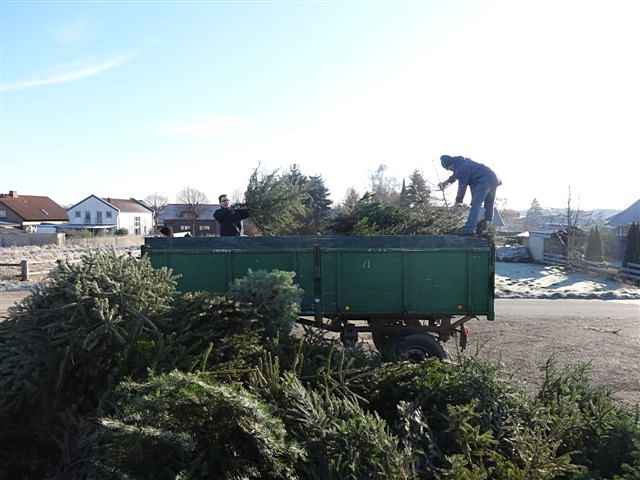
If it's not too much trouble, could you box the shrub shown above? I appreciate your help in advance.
[585,226,604,262]
[229,269,303,338]
[329,192,465,235]
[354,357,527,444]
[84,371,305,479]
[0,251,177,416]
[160,291,266,374]
[0,251,177,477]
[251,367,414,479]
[624,223,640,267]
[347,357,536,475]
[115,227,129,236]
[536,359,640,478]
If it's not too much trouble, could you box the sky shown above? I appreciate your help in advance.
[1,0,639,211]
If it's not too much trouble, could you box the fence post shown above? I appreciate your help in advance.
[20,259,29,281]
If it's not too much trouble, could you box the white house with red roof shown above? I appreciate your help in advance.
[66,195,153,235]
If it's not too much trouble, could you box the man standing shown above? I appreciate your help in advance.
[438,155,501,235]
[214,194,249,236]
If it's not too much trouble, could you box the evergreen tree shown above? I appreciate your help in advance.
[399,179,409,208]
[525,198,544,230]
[624,223,640,266]
[405,169,430,208]
[283,163,307,188]
[636,223,640,264]
[305,175,333,233]
[585,226,604,262]
[244,168,307,235]
[342,188,360,214]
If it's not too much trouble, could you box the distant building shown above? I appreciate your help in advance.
[158,203,221,236]
[525,231,553,263]
[492,208,506,230]
[607,199,640,237]
[0,191,68,232]
[66,195,153,235]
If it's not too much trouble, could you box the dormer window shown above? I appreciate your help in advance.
[0,208,6,218]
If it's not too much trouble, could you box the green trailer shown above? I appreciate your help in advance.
[144,235,495,360]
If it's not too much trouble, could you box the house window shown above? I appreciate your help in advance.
[84,211,91,223]
[96,211,103,224]
[180,225,190,231]
[134,216,141,235]
[0,208,6,218]
[200,225,211,231]
[106,211,112,219]
[75,211,81,218]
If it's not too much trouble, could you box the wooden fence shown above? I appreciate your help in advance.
[621,262,640,284]
[542,253,568,266]
[542,254,640,286]
[0,260,61,281]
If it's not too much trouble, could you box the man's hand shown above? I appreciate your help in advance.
[438,181,449,191]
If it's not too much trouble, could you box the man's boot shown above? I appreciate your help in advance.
[475,220,488,235]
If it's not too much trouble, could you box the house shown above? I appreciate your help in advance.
[0,191,68,232]
[158,203,221,236]
[525,231,553,262]
[492,208,506,230]
[66,195,153,235]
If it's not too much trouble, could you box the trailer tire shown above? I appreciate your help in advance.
[372,331,395,360]
[371,330,390,351]
[394,334,448,361]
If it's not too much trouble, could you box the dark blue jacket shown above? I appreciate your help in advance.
[446,157,499,204]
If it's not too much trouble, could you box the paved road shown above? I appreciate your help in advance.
[1,292,638,402]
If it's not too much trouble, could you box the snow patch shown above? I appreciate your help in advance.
[496,262,640,300]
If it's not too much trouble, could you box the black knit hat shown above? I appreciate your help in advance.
[440,155,454,169]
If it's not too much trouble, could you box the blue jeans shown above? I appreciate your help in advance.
[462,181,498,234]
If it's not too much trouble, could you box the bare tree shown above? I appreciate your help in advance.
[231,188,244,204]
[177,187,209,236]
[369,164,400,204]
[342,187,360,214]
[144,193,168,228]
[566,185,582,268]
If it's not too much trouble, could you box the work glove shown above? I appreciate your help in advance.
[438,181,449,190]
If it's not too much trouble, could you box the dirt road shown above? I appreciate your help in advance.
[470,299,640,404]
[0,291,28,320]
[1,291,638,402]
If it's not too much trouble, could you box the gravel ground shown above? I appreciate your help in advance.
[0,244,140,292]
[468,299,640,405]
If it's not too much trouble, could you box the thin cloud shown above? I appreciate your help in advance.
[0,53,135,93]
[52,18,90,45]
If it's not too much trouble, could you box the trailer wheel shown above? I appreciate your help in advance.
[371,330,390,351]
[394,334,448,361]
